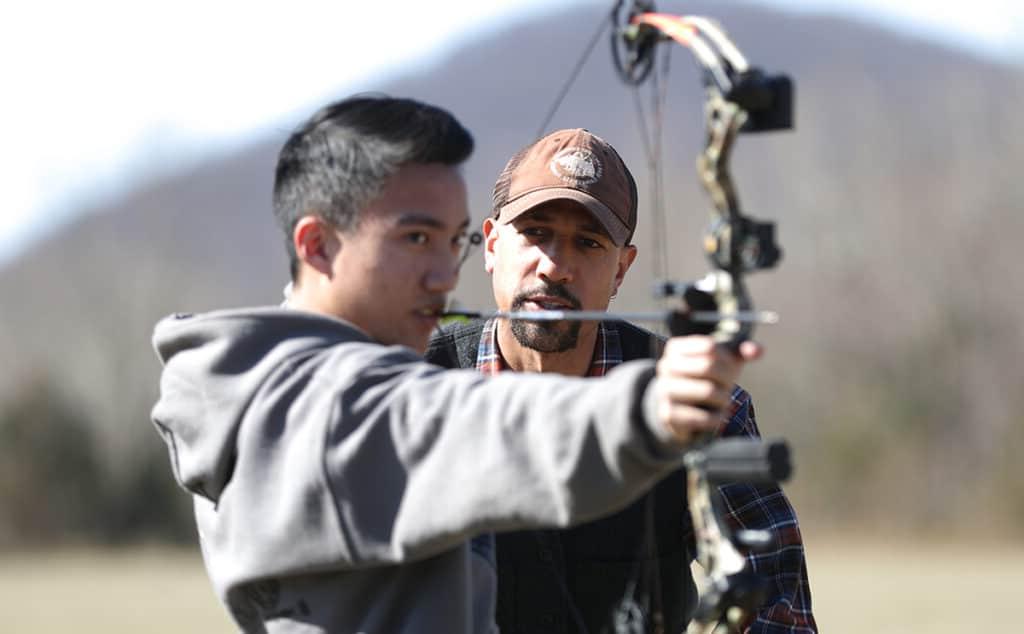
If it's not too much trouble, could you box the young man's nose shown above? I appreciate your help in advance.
[423,252,460,293]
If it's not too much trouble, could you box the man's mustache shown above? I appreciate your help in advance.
[510,283,582,311]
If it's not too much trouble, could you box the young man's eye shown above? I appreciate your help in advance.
[580,237,604,250]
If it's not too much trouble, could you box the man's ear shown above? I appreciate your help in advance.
[613,244,638,293]
[294,216,339,279]
[482,217,499,274]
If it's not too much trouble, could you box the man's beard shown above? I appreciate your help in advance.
[508,283,582,353]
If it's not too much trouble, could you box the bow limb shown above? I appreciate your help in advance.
[697,96,752,349]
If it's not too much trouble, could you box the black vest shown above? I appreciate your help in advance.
[425,321,697,634]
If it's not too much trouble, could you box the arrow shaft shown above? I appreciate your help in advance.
[443,309,778,324]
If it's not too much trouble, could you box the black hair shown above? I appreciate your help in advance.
[272,94,474,279]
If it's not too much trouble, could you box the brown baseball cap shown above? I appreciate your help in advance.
[491,128,638,246]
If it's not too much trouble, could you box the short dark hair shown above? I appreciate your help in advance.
[273,95,474,279]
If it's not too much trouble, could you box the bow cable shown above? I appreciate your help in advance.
[533,7,611,138]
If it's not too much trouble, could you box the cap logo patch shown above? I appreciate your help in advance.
[549,147,602,185]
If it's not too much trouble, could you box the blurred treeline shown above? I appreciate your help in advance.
[1,0,1022,547]
[0,376,192,546]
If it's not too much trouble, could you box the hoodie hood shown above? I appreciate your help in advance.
[150,307,372,502]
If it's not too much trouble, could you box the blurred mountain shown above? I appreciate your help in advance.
[2,0,1022,542]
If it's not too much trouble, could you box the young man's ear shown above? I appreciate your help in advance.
[293,216,339,279]
[482,217,499,274]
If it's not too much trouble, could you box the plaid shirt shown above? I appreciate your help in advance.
[476,319,816,633]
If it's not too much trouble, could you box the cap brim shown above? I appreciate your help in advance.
[496,188,631,246]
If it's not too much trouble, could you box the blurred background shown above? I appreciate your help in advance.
[1,0,1022,631]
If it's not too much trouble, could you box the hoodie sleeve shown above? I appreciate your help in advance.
[314,345,680,568]
[154,315,684,583]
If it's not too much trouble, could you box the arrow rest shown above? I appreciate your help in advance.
[654,282,717,337]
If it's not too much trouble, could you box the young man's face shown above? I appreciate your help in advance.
[328,162,470,353]
[484,201,637,352]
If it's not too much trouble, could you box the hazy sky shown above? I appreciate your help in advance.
[2,0,1021,265]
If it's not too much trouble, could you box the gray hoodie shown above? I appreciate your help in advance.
[151,307,687,633]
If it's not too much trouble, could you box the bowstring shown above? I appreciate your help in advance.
[627,37,674,634]
[647,43,673,634]
[651,43,672,289]
[530,5,684,632]
[534,9,610,137]
[626,42,675,342]
[631,43,673,336]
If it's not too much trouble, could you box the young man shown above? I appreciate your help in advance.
[150,97,763,633]
[425,128,816,633]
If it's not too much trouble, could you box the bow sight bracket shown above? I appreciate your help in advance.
[706,214,782,273]
[726,69,793,133]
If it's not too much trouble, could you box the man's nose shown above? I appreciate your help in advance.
[536,243,573,284]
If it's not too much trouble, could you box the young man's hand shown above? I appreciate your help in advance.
[653,336,763,447]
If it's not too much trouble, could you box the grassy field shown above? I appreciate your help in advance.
[2,536,1021,632]
[803,534,1024,633]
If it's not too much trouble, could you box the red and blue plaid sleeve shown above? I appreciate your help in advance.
[715,387,817,633]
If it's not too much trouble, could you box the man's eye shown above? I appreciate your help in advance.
[580,237,604,249]
[521,227,548,238]
[406,232,428,245]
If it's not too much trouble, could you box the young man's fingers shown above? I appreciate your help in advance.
[663,336,765,363]
[657,376,732,411]
[657,402,723,446]
[737,339,764,362]
[657,349,744,388]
